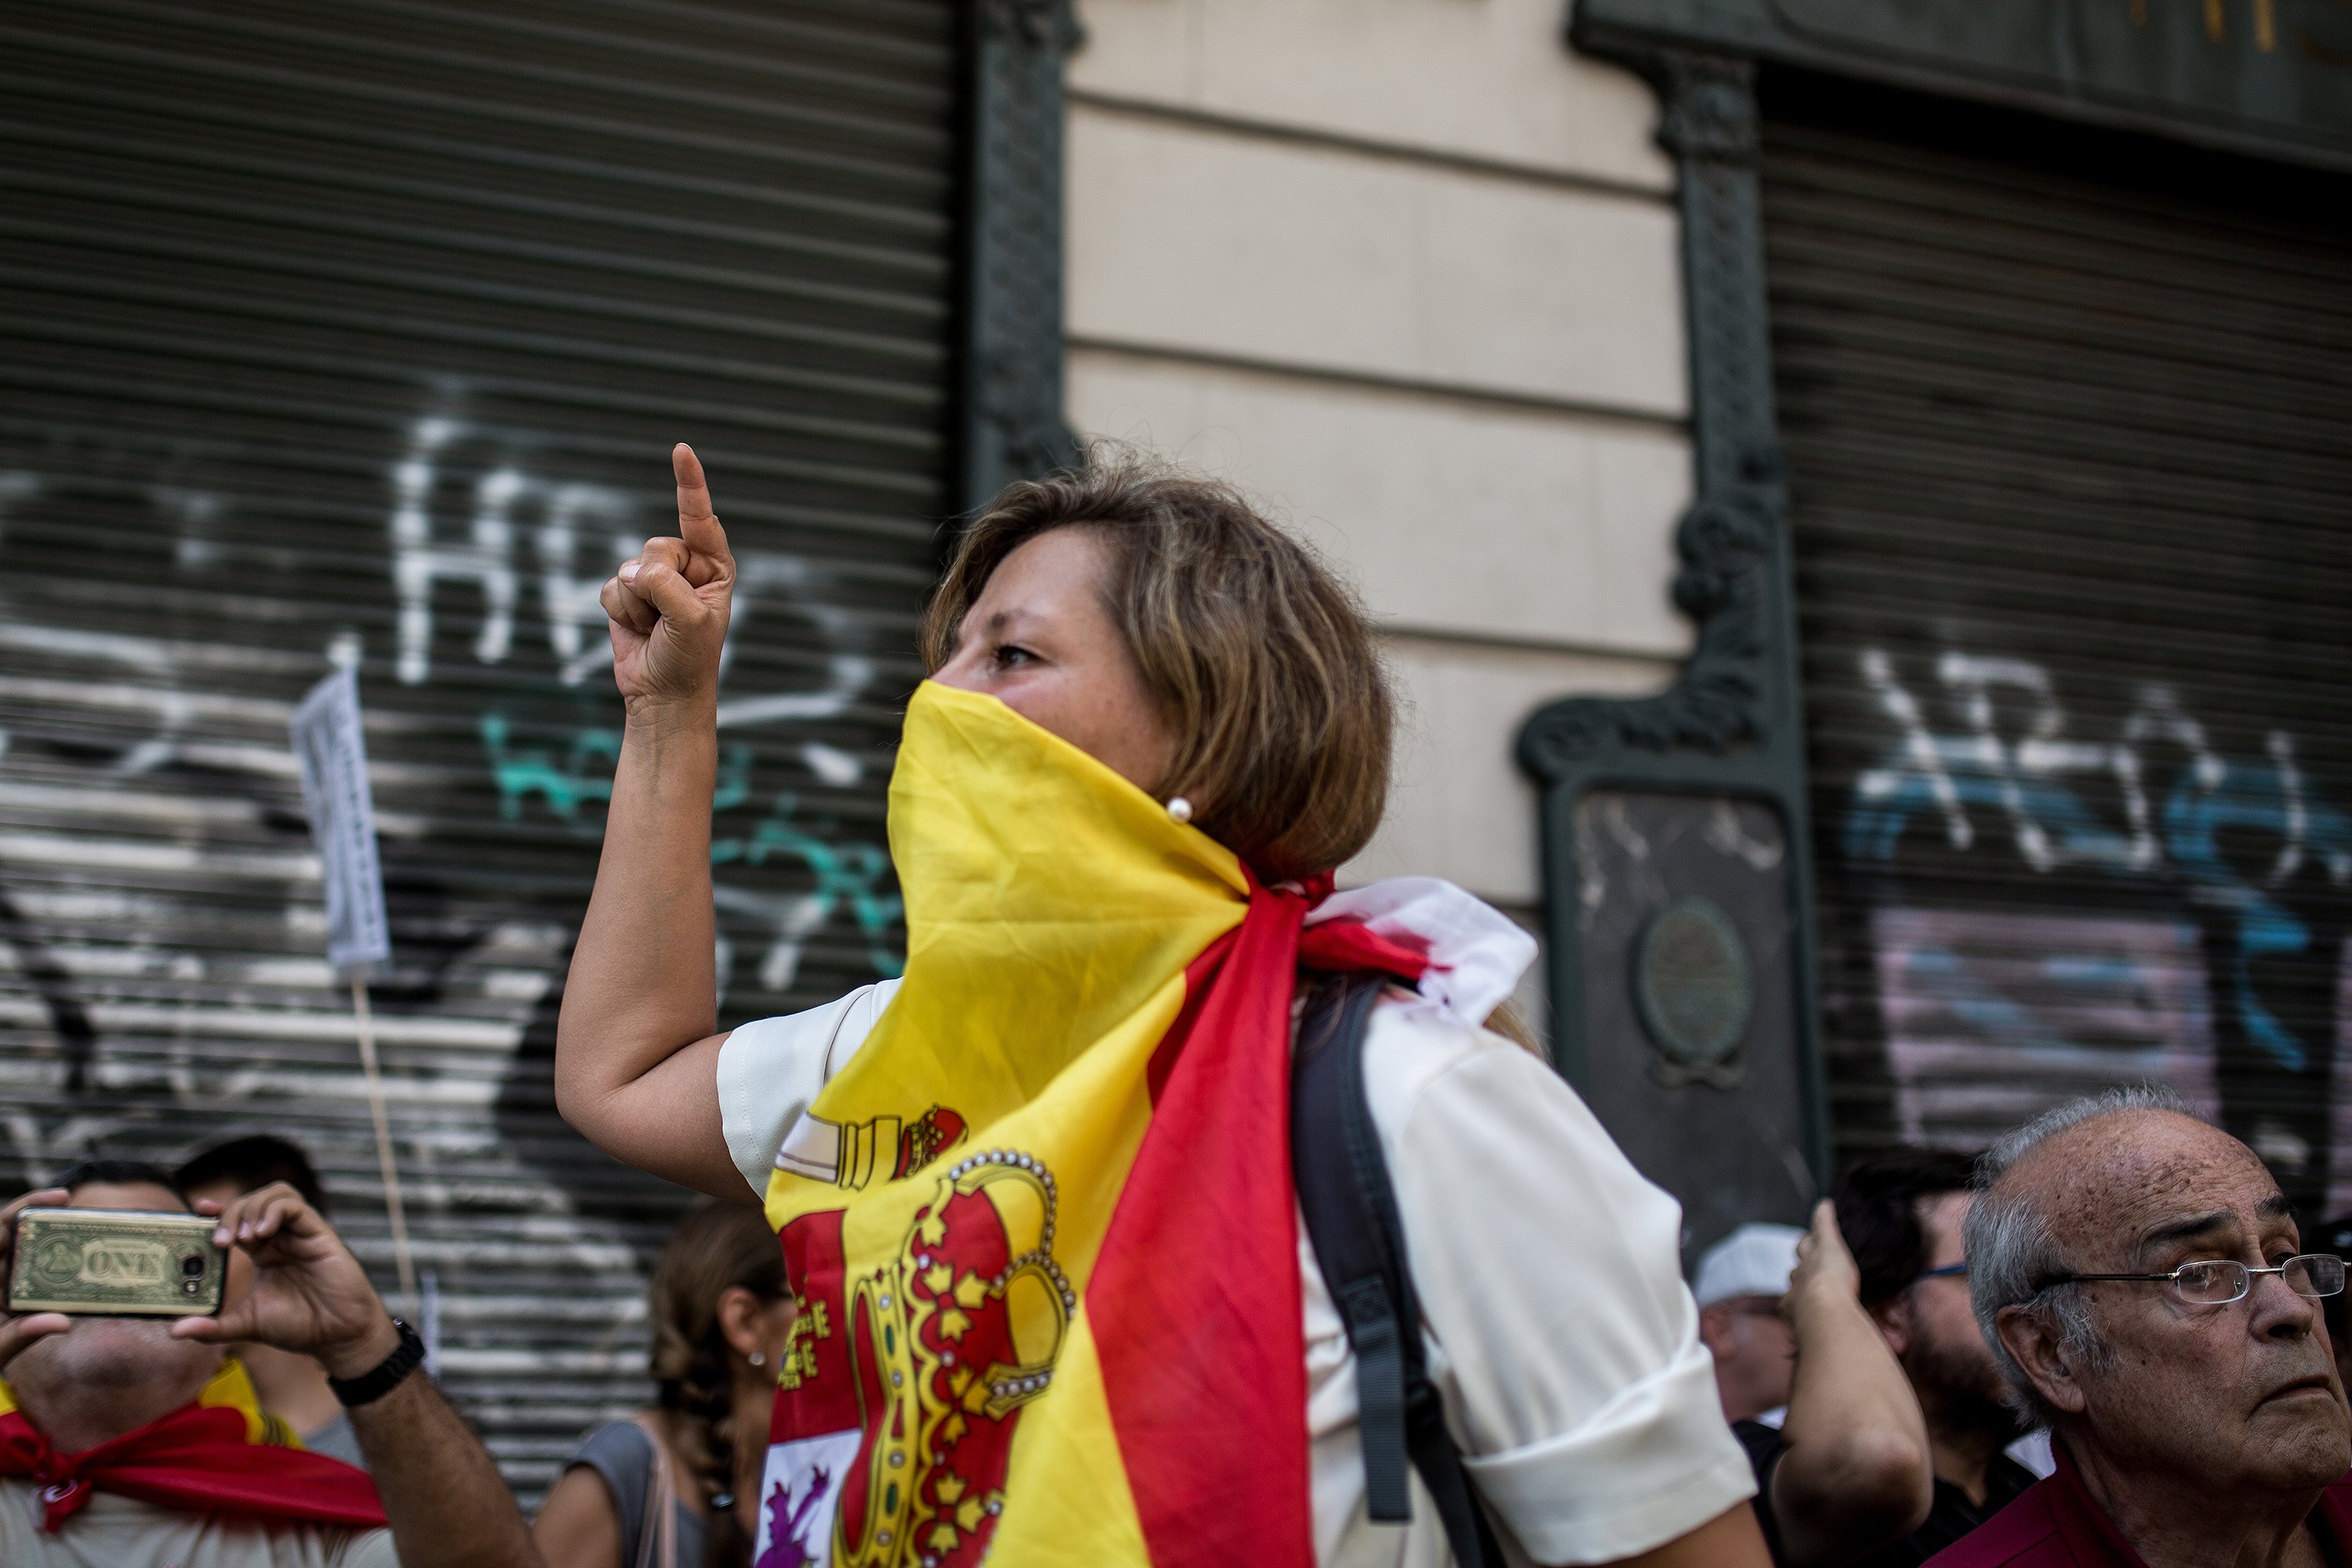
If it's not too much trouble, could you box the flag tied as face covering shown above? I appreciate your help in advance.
[0,1358,384,1533]
[752,681,1427,1568]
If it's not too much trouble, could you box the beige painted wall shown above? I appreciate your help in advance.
[1064,0,1689,1004]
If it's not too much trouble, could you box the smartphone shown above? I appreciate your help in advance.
[7,1207,227,1317]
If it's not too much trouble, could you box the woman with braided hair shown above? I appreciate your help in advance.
[536,1202,795,1567]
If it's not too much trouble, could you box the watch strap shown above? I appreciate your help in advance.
[328,1317,427,1408]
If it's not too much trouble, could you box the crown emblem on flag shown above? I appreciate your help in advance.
[831,1149,1072,1567]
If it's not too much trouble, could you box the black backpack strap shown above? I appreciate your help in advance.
[1292,973,1502,1568]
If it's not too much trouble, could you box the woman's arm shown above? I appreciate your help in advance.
[532,1466,625,1568]
[1604,1501,1772,1568]
[553,444,745,1198]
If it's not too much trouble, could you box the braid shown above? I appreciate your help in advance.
[645,1203,789,1568]
[695,1357,750,1568]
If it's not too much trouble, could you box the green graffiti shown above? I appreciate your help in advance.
[481,716,900,977]
[712,791,904,979]
[480,713,750,831]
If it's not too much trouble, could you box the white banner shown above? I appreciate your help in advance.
[290,666,392,976]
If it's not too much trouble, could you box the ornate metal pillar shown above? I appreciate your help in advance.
[1516,37,1827,1248]
[961,0,1083,516]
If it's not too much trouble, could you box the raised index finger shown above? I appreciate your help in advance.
[673,442,734,575]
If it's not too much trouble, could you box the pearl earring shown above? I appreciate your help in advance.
[747,1351,765,1367]
[1166,796,1193,824]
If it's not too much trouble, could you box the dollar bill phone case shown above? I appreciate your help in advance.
[8,1207,227,1317]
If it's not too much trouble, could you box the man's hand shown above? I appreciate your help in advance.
[601,443,735,713]
[1774,1199,1933,1564]
[1788,1198,1865,1324]
[0,1187,71,1370]
[171,1183,398,1381]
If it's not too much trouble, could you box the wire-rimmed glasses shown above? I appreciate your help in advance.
[2043,1254,2346,1306]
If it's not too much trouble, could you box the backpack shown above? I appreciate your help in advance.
[1292,972,1503,1568]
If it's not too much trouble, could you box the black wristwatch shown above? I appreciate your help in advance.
[328,1317,428,1408]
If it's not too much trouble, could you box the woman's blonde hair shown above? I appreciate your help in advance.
[922,451,1393,884]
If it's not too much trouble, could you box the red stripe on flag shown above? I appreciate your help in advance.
[1089,883,1316,1568]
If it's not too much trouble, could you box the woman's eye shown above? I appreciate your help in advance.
[993,644,1033,669]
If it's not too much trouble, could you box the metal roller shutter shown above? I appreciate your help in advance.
[1763,73,2352,1212]
[0,0,958,1495]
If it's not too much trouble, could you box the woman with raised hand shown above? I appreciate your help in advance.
[556,443,1768,1568]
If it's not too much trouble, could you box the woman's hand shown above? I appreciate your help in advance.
[556,440,745,1201]
[603,443,736,713]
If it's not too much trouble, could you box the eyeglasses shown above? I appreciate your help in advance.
[2043,1254,2347,1306]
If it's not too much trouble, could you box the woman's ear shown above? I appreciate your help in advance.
[715,1286,766,1361]
[1997,1303,2087,1417]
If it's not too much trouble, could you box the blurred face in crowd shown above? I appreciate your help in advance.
[5,1181,223,1442]
[1701,1292,1795,1423]
[1874,1190,2015,1435]
[1996,1111,2351,1499]
[931,527,1178,796]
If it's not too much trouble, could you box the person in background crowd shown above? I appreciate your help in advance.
[0,1160,539,1567]
[178,1132,369,1470]
[534,1203,795,1568]
[1698,1221,1804,1425]
[1722,1203,1936,1567]
[1829,1150,2037,1564]
[1936,1086,2352,1567]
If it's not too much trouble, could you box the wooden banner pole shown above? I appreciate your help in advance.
[350,976,417,1312]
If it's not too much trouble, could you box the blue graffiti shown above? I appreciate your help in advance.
[1846,652,2352,1071]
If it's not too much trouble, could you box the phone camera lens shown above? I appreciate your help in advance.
[181,1255,207,1279]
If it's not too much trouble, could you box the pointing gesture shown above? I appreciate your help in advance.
[602,443,736,711]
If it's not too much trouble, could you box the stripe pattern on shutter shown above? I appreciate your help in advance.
[0,0,958,1497]
[1762,75,2352,1209]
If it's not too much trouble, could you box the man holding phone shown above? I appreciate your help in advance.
[0,1159,541,1567]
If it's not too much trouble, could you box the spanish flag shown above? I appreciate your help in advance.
[753,681,1425,1568]
[0,1357,384,1531]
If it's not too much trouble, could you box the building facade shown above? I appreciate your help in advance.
[2,0,2348,1495]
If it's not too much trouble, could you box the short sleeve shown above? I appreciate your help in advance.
[715,979,902,1196]
[340,1527,405,1567]
[562,1421,656,1564]
[1366,1004,1756,1565]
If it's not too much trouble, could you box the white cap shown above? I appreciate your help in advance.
[1693,1222,1804,1309]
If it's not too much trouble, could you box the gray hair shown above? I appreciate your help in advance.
[1965,1085,2193,1423]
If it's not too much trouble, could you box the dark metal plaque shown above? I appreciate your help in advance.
[1575,792,1814,1262]
[1635,894,1757,1086]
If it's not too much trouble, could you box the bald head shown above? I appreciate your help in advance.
[2004,1108,2282,1281]
[1965,1090,2348,1521]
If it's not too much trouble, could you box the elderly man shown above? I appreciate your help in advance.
[1936,1087,2352,1567]
[0,1159,540,1567]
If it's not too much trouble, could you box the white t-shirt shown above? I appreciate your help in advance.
[718,979,1752,1567]
[0,1482,398,1568]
